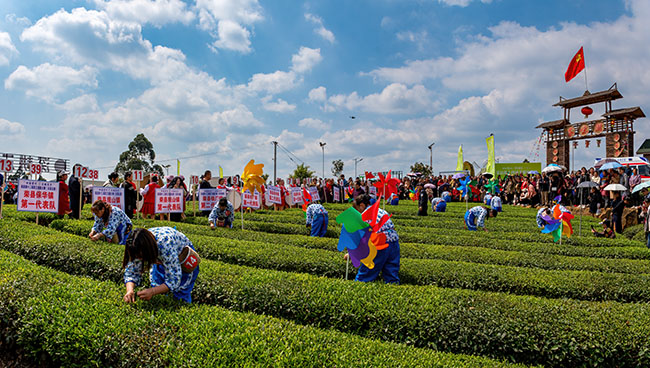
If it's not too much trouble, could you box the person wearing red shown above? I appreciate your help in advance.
[57,170,72,217]
[141,174,160,219]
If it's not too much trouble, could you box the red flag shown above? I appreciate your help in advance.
[565,47,585,82]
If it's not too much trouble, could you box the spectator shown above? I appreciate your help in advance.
[103,172,119,187]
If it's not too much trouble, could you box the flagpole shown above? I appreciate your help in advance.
[583,49,589,91]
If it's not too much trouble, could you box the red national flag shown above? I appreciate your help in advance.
[565,47,585,82]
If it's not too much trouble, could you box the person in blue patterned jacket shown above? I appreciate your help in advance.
[208,198,234,229]
[89,199,132,245]
[464,205,497,232]
[305,203,328,237]
[123,227,200,303]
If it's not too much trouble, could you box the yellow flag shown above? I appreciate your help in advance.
[486,135,495,176]
[455,145,463,171]
[177,159,180,175]
[219,166,223,178]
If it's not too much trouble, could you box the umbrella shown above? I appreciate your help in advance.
[577,181,598,188]
[528,170,540,175]
[594,158,619,170]
[452,173,466,179]
[632,181,650,194]
[599,162,622,171]
[482,173,494,179]
[604,183,627,191]
[424,183,436,189]
[542,164,564,174]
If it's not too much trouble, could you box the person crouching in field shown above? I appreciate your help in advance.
[305,202,328,237]
[123,227,200,304]
[209,198,234,229]
[89,199,132,245]
[431,197,446,212]
[464,205,497,232]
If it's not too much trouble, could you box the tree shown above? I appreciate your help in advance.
[290,164,315,180]
[410,162,432,177]
[331,159,344,177]
[115,134,164,176]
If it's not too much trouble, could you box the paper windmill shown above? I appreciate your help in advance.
[485,179,501,194]
[373,170,400,199]
[336,200,391,269]
[540,205,574,242]
[458,176,471,198]
[241,160,265,194]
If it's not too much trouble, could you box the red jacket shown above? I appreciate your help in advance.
[58,181,71,215]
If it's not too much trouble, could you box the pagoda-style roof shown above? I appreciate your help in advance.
[553,84,622,109]
[602,107,646,119]
[637,139,650,155]
[535,119,568,129]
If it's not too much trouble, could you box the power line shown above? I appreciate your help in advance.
[276,142,304,166]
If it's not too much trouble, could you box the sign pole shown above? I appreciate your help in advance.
[0,171,5,219]
[345,256,349,280]
[241,193,244,230]
[193,184,196,217]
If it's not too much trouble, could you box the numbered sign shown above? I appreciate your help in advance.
[155,188,185,213]
[190,175,199,186]
[198,188,227,211]
[267,185,282,204]
[17,179,59,213]
[132,170,143,181]
[73,166,99,179]
[29,163,42,176]
[92,187,125,210]
[0,159,13,172]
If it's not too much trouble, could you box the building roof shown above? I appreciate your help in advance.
[637,139,650,155]
[535,119,568,129]
[602,107,646,119]
[553,85,623,109]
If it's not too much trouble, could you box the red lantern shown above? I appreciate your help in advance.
[585,140,590,148]
[581,106,593,118]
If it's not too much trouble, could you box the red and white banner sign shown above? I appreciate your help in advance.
[29,163,42,176]
[243,190,260,209]
[73,166,99,180]
[92,187,125,210]
[369,186,377,196]
[290,187,303,204]
[308,186,320,201]
[267,185,282,204]
[333,186,340,201]
[132,170,143,181]
[190,175,199,186]
[155,188,185,213]
[17,179,59,213]
[198,188,227,210]
[0,159,13,172]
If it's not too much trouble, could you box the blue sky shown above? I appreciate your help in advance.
[1,0,648,180]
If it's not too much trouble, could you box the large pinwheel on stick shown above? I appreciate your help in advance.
[540,196,574,243]
[336,200,391,279]
[373,170,400,207]
[240,160,264,229]
[485,179,501,195]
[458,176,471,210]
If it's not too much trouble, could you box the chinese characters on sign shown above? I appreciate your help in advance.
[17,179,59,213]
[267,185,282,204]
[290,187,303,204]
[92,187,125,210]
[1,153,69,174]
[242,190,260,209]
[155,188,185,213]
[308,186,320,201]
[198,188,227,210]
[333,187,340,201]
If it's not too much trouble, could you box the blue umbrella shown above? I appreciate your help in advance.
[599,162,622,171]
[528,170,539,175]
[632,181,650,194]
[452,173,466,179]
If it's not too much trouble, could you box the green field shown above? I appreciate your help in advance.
[1,200,648,367]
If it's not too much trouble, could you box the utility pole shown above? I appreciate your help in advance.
[272,141,278,184]
[428,142,435,175]
[319,142,326,179]
[354,157,363,178]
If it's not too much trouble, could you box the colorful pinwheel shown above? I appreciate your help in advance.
[485,179,501,194]
[336,200,391,269]
[373,170,400,199]
[241,160,265,194]
[458,176,471,198]
[540,205,574,242]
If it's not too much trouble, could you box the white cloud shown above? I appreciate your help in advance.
[305,13,335,43]
[247,70,296,94]
[291,47,322,73]
[308,86,327,102]
[5,14,32,27]
[5,63,98,103]
[298,118,327,130]
[213,20,252,53]
[59,94,100,112]
[195,0,263,53]
[262,97,296,112]
[0,32,18,66]
[438,0,493,7]
[92,0,195,26]
[0,118,25,136]
[328,83,436,114]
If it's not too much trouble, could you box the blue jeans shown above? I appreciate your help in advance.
[310,213,328,237]
[355,240,400,284]
[464,211,477,231]
[646,233,650,249]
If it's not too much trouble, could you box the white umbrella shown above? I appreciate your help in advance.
[542,164,564,174]
[577,181,598,188]
[604,183,627,191]
[632,182,650,194]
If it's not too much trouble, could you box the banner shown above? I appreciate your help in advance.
[369,186,377,196]
[456,145,463,171]
[486,135,496,176]
[17,179,59,213]
[290,187,303,204]
[495,162,542,176]
[333,186,340,201]
[198,188,227,211]
[92,187,125,210]
[267,185,282,204]
[243,190,260,209]
[155,188,185,213]
[308,186,320,201]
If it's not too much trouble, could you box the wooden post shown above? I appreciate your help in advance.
[0,171,5,219]
[193,184,196,218]
[135,179,140,220]
[79,177,83,218]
